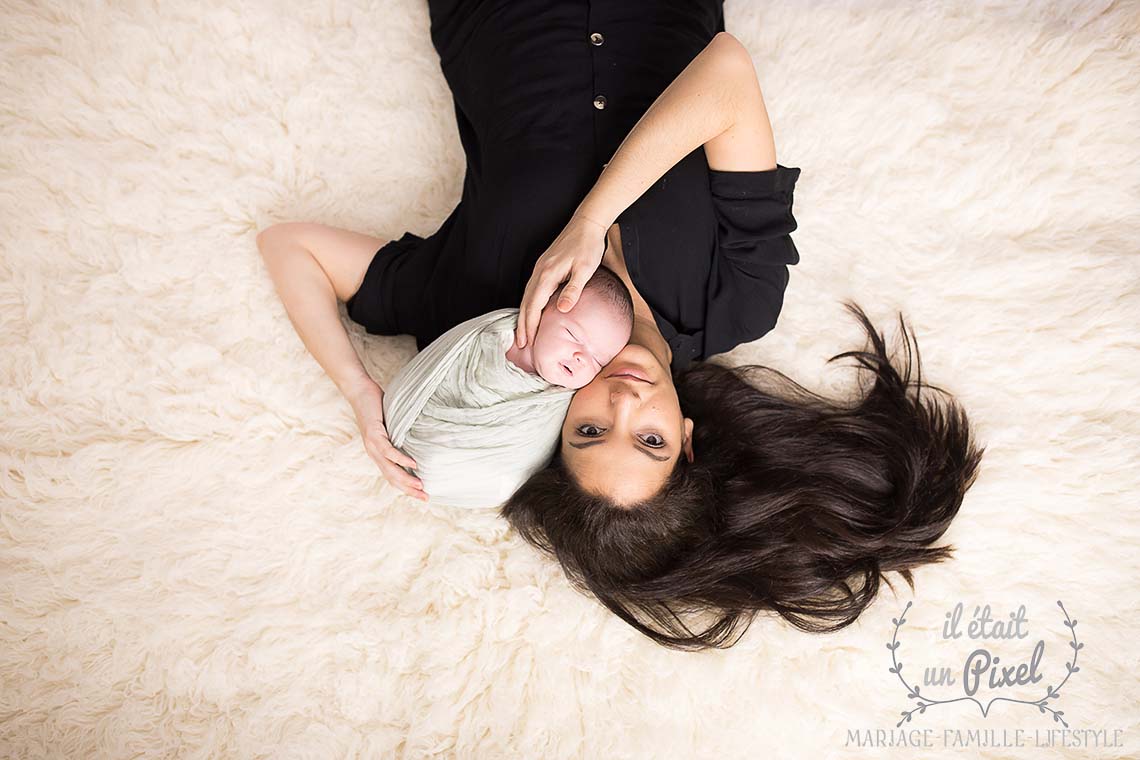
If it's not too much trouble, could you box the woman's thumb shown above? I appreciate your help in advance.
[557,278,586,311]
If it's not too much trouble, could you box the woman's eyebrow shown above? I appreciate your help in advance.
[567,439,670,462]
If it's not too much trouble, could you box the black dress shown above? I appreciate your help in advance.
[346,0,803,373]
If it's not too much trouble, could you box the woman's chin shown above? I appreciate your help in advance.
[606,343,663,374]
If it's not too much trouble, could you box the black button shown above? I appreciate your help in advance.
[593,95,607,110]
[589,32,605,46]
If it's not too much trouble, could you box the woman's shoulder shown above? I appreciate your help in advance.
[619,157,805,367]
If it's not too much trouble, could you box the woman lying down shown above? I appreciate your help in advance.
[381,265,634,508]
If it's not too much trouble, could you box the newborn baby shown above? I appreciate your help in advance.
[380,265,633,508]
[505,264,634,389]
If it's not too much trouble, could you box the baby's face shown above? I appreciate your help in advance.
[530,289,632,390]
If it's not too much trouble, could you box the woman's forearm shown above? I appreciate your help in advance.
[258,239,375,401]
[573,31,753,229]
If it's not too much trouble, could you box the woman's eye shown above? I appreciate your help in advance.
[575,425,663,446]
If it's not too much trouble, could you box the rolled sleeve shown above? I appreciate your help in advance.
[707,163,801,267]
[702,163,802,358]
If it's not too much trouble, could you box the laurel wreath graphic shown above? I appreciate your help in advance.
[888,600,1081,728]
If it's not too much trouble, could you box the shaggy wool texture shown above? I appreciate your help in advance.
[2,1,1138,758]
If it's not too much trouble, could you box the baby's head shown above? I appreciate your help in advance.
[530,265,634,390]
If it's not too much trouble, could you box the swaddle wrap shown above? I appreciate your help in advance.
[382,308,574,508]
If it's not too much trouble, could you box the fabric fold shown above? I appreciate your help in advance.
[381,308,574,509]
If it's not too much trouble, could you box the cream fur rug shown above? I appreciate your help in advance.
[2,1,1138,757]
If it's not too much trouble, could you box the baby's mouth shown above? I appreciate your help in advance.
[560,362,572,376]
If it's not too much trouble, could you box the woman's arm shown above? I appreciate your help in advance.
[256,223,428,500]
[515,32,774,348]
[256,224,377,399]
[573,31,774,229]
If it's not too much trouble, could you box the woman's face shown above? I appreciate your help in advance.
[560,342,694,506]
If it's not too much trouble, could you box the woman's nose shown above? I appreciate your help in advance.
[610,385,643,404]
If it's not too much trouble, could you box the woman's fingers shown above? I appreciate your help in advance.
[514,310,527,349]
[377,442,422,486]
[556,265,594,312]
[519,271,551,347]
[523,280,554,348]
[517,214,607,346]
[365,437,428,500]
[518,267,560,348]
[556,283,579,311]
[515,274,537,347]
[386,445,418,471]
[367,427,416,469]
[347,384,427,502]
[515,281,537,348]
[379,458,428,499]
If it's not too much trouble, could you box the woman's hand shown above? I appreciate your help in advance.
[515,213,609,349]
[345,377,429,502]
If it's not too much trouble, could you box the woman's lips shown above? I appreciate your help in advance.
[607,365,652,383]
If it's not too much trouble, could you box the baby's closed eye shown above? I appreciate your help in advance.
[565,328,602,365]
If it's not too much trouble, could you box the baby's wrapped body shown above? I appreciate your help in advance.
[382,308,574,508]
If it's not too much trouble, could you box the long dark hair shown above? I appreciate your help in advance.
[499,301,985,651]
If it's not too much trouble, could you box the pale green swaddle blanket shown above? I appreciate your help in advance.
[381,308,575,508]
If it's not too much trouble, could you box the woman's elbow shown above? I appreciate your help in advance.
[256,223,285,255]
[256,222,299,254]
[708,32,755,74]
